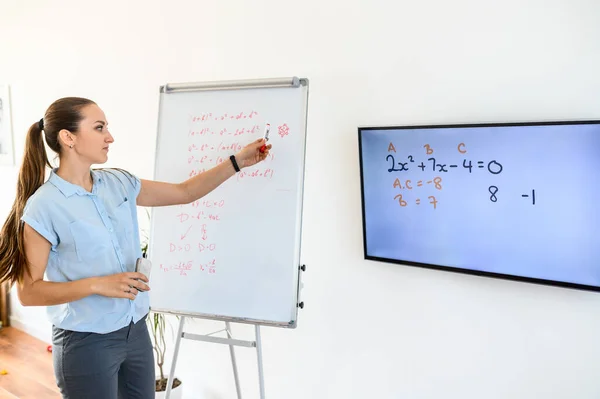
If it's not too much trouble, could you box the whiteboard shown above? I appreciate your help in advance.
[148,77,309,327]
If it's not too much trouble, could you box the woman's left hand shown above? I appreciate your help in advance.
[235,138,272,169]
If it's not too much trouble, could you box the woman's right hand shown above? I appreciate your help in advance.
[90,272,150,300]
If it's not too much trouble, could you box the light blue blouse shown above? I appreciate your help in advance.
[21,168,148,334]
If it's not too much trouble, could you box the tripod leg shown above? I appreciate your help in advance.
[166,317,185,399]
[226,321,243,399]
[255,325,265,399]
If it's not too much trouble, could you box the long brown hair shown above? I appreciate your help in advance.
[0,97,96,285]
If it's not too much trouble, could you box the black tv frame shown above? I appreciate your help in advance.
[358,119,600,293]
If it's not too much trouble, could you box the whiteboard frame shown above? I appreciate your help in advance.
[148,77,309,328]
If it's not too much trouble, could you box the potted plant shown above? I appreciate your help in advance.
[141,223,183,398]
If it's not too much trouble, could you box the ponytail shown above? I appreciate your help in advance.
[0,122,50,285]
[0,96,94,285]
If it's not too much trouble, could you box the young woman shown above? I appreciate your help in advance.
[0,97,272,398]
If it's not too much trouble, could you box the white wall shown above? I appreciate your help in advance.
[2,0,600,398]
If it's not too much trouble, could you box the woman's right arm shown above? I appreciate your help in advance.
[18,223,149,306]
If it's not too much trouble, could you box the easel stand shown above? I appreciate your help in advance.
[165,317,265,399]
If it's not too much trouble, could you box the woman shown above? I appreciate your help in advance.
[0,97,271,398]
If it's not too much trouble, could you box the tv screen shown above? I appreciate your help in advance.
[358,120,600,291]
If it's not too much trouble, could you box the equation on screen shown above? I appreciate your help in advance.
[385,142,535,208]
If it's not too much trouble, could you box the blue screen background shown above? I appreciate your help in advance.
[359,123,600,287]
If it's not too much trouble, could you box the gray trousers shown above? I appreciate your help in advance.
[52,314,154,399]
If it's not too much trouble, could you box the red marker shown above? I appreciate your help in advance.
[260,123,270,153]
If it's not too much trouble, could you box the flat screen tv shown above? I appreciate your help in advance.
[358,120,600,291]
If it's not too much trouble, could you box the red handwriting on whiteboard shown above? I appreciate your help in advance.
[199,258,216,272]
[219,142,243,151]
[188,142,244,153]
[189,154,273,169]
[188,155,206,164]
[233,126,259,136]
[198,243,216,252]
[247,125,260,134]
[236,168,274,182]
[190,111,259,122]
[188,128,210,137]
[159,261,193,276]
[187,125,260,138]
[190,199,225,208]
[191,113,212,122]
[278,123,290,138]
[189,155,222,164]
[170,243,192,252]
[180,225,192,240]
[187,129,206,137]
[188,157,231,168]
[169,224,209,241]
[188,143,214,152]
[169,243,216,252]
[176,212,221,222]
